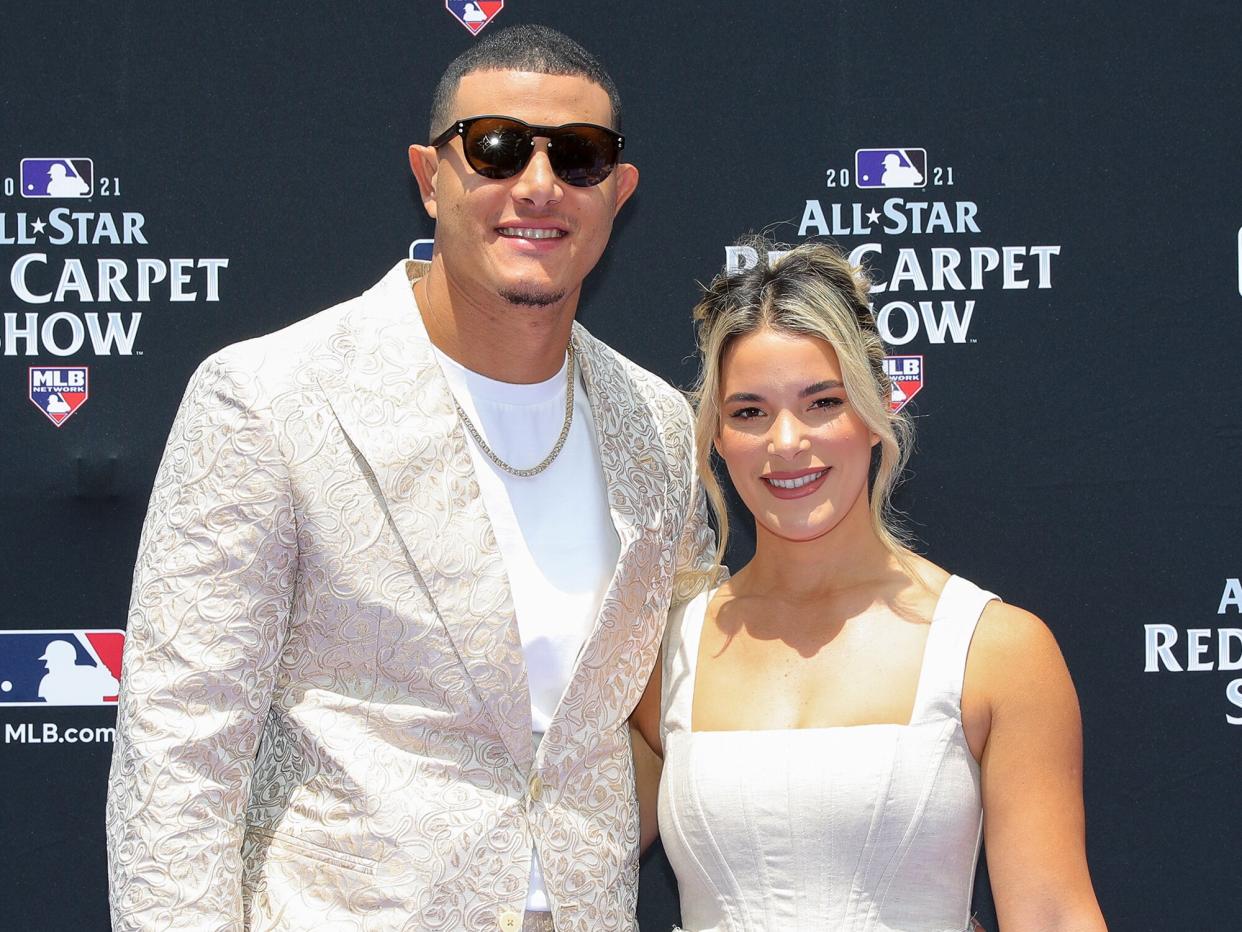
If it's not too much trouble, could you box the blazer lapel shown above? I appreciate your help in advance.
[317,261,533,775]
[540,328,670,755]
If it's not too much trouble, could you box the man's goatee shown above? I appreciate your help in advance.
[500,288,565,307]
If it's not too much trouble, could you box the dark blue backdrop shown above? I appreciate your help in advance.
[2,3,1240,929]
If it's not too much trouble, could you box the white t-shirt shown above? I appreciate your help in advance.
[433,344,620,911]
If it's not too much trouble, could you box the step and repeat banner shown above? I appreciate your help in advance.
[2,2,1238,929]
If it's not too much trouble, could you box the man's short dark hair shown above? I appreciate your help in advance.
[428,24,622,139]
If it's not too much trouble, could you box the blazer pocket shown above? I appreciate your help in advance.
[245,826,380,877]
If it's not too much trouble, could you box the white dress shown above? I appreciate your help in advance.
[658,575,998,932]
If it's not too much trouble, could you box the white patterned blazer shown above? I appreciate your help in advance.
[105,260,716,931]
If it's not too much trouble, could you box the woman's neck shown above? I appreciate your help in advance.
[738,495,904,605]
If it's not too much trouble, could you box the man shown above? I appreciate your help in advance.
[105,24,714,932]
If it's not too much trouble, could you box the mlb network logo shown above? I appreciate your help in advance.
[20,157,94,198]
[0,630,124,706]
[29,367,88,427]
[446,1,503,35]
[855,148,926,189]
[884,355,924,413]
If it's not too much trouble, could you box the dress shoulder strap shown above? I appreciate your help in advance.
[909,575,999,726]
[659,587,714,744]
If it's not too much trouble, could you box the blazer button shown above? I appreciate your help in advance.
[528,774,543,802]
[498,910,522,932]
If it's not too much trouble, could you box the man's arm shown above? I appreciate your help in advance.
[669,394,721,609]
[628,718,663,853]
[629,393,722,849]
[106,352,296,931]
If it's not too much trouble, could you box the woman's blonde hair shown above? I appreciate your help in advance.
[691,236,914,562]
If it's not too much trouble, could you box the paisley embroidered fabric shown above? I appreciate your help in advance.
[105,260,720,932]
[658,576,998,932]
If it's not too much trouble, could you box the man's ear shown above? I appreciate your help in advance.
[408,144,439,219]
[610,163,639,216]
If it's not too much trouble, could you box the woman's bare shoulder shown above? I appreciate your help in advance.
[968,597,1074,709]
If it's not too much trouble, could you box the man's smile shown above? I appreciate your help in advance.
[497,226,567,239]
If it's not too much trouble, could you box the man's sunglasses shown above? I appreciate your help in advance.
[430,115,625,188]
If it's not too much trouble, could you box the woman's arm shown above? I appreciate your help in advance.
[968,602,1107,931]
[630,652,664,853]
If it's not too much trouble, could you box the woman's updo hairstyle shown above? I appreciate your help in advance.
[691,236,914,562]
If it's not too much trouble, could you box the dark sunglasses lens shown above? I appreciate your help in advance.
[463,119,532,179]
[549,126,617,187]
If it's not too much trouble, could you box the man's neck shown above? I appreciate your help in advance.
[412,261,579,384]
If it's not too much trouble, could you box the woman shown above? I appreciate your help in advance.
[631,239,1106,931]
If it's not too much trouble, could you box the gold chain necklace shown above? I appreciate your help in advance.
[453,341,575,478]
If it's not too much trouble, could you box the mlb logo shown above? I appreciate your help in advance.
[883,355,924,413]
[855,148,927,189]
[0,630,124,706]
[409,238,435,261]
[446,1,503,35]
[20,157,94,198]
[29,366,89,427]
